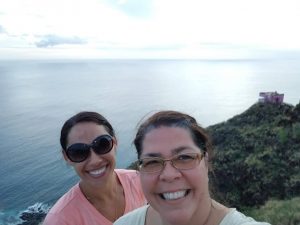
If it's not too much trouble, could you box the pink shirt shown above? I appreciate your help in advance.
[43,169,146,225]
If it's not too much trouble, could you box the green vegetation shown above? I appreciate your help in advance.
[244,197,300,225]
[207,102,300,208]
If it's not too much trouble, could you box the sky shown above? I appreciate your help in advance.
[0,0,300,59]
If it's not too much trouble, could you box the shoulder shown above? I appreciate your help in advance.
[115,169,140,186]
[43,184,83,224]
[220,209,271,225]
[116,169,139,178]
[114,205,149,225]
[47,184,81,213]
[115,169,147,208]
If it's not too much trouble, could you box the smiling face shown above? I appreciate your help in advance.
[64,121,117,188]
[140,126,210,224]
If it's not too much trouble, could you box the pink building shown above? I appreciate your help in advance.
[259,91,284,104]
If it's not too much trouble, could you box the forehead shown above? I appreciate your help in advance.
[68,122,108,144]
[142,126,197,156]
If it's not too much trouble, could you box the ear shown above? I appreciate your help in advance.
[113,137,118,150]
[204,151,209,161]
[203,151,209,170]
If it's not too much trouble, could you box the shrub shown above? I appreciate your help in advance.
[245,197,300,225]
[292,122,300,140]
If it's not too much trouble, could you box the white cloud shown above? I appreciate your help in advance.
[35,35,86,48]
[0,0,300,59]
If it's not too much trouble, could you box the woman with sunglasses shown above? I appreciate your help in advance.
[114,110,271,225]
[43,111,146,225]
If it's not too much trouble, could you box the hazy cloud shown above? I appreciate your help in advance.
[102,0,153,18]
[0,25,6,34]
[35,35,86,48]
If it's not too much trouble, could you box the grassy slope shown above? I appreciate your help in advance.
[244,197,300,225]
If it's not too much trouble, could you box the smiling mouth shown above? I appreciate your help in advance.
[160,190,190,200]
[88,166,106,176]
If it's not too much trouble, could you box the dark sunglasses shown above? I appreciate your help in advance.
[65,135,114,163]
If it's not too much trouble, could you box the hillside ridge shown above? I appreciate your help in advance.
[207,102,300,208]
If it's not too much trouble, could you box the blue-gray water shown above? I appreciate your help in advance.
[0,58,299,224]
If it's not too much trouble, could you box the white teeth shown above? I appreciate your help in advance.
[162,190,186,200]
[89,167,106,176]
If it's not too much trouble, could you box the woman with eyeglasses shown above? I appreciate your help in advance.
[43,111,146,225]
[114,110,271,225]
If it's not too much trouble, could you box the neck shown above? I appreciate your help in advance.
[80,172,125,222]
[200,199,213,225]
[196,199,229,225]
[80,172,119,202]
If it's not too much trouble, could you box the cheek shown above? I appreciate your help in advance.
[108,151,116,159]
[140,175,156,195]
[72,164,84,176]
[187,167,209,188]
[104,150,116,162]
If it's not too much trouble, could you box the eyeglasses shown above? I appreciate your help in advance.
[138,152,204,173]
[65,135,114,163]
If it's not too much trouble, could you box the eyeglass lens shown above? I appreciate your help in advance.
[139,153,202,173]
[66,135,113,163]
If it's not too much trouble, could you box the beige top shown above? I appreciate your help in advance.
[114,205,271,225]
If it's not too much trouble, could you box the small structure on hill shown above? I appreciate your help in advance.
[259,91,284,104]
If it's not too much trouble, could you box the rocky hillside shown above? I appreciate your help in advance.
[207,102,300,208]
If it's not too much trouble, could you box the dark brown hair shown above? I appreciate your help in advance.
[60,111,115,150]
[134,110,213,167]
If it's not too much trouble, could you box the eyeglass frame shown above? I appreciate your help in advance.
[138,152,205,174]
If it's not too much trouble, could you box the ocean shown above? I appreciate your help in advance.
[0,58,299,224]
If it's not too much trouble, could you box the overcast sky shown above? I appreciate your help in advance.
[1,0,300,59]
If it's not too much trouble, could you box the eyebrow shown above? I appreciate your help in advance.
[142,146,192,158]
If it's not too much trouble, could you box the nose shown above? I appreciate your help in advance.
[159,160,182,182]
[88,148,104,164]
